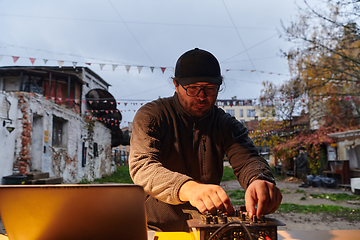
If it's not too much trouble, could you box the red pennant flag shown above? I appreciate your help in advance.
[161,67,166,73]
[85,63,91,66]
[118,102,120,105]
[124,103,127,106]
[12,56,19,63]
[125,65,131,73]
[29,58,36,65]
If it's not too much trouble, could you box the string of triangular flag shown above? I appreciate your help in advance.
[1,53,295,76]
[32,93,359,107]
[0,54,172,73]
[216,95,360,107]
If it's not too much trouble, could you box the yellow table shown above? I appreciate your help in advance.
[155,230,360,240]
[2,230,360,240]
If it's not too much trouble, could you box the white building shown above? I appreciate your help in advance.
[216,98,269,123]
[0,66,122,184]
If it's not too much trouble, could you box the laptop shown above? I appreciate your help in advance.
[0,184,149,240]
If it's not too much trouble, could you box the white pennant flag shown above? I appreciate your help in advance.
[125,65,131,73]
[137,66,143,73]
[112,64,118,71]
[43,59,48,64]
[72,62,77,68]
[0,55,3,62]
[58,60,64,68]
[100,64,105,70]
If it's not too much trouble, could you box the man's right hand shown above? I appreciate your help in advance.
[178,180,235,216]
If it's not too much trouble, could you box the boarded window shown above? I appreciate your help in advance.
[52,116,68,148]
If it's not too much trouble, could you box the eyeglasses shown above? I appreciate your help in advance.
[181,85,219,97]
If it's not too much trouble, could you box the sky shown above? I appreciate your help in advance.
[0,0,320,127]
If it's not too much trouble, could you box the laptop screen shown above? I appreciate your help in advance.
[0,184,148,240]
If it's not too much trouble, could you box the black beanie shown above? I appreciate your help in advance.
[175,48,222,86]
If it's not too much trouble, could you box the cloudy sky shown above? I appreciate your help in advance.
[0,0,320,127]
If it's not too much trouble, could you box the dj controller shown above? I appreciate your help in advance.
[184,206,285,240]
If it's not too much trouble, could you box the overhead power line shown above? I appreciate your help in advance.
[221,0,261,81]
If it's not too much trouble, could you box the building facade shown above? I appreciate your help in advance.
[216,98,268,122]
[0,66,121,183]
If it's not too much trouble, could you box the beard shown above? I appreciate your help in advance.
[186,99,213,118]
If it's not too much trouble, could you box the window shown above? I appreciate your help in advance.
[260,109,265,117]
[240,109,243,117]
[247,109,256,117]
[52,116,68,148]
[226,109,235,117]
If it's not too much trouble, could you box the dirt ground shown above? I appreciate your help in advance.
[1,178,360,235]
[221,178,360,231]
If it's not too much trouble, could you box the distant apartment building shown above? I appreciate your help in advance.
[216,98,269,123]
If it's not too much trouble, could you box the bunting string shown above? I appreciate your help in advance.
[25,92,360,108]
[0,53,173,74]
[1,53,295,76]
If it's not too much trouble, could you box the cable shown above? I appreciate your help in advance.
[207,221,253,240]
[107,0,154,66]
[221,34,279,63]
[221,0,261,82]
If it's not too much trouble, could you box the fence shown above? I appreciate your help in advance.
[113,148,129,166]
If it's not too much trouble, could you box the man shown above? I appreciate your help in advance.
[294,147,309,187]
[129,48,282,232]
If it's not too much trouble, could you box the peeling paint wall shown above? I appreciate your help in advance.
[0,91,114,184]
[0,92,18,182]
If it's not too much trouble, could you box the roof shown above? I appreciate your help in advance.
[328,129,360,140]
[0,66,111,87]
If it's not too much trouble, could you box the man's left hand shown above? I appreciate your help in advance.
[245,180,282,219]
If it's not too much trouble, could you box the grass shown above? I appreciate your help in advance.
[90,165,236,184]
[227,189,246,200]
[85,165,360,221]
[221,166,237,181]
[83,166,133,184]
[280,188,291,194]
[309,193,360,201]
[277,203,360,221]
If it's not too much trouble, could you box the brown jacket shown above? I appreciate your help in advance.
[129,93,273,231]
